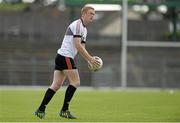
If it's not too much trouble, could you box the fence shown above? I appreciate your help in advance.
[1,40,180,88]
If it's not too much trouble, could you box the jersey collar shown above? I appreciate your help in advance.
[80,18,86,27]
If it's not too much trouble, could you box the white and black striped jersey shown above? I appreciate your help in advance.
[57,19,87,59]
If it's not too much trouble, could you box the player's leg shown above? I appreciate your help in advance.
[38,70,66,111]
[62,69,80,111]
[50,70,66,91]
[34,70,66,119]
[59,69,80,119]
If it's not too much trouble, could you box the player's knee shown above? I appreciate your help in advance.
[71,81,80,88]
[50,83,61,91]
[50,86,59,92]
[54,86,60,91]
[76,81,80,87]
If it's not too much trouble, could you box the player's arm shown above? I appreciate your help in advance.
[74,37,99,66]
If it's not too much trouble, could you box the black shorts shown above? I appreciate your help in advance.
[55,54,77,71]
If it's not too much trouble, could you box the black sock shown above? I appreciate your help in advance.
[61,85,77,111]
[38,88,55,111]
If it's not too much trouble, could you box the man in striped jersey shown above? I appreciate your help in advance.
[34,5,100,119]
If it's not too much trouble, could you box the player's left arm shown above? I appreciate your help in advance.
[74,38,100,67]
[74,37,92,61]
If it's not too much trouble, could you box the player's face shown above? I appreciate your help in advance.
[84,9,95,24]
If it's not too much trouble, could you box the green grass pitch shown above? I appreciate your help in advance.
[0,87,180,122]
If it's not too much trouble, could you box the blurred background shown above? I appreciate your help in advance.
[0,0,180,88]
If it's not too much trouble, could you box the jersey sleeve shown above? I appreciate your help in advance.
[70,20,83,38]
[81,29,87,43]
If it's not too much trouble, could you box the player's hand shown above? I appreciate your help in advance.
[88,56,100,68]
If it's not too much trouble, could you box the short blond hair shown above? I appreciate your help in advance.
[81,5,95,15]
